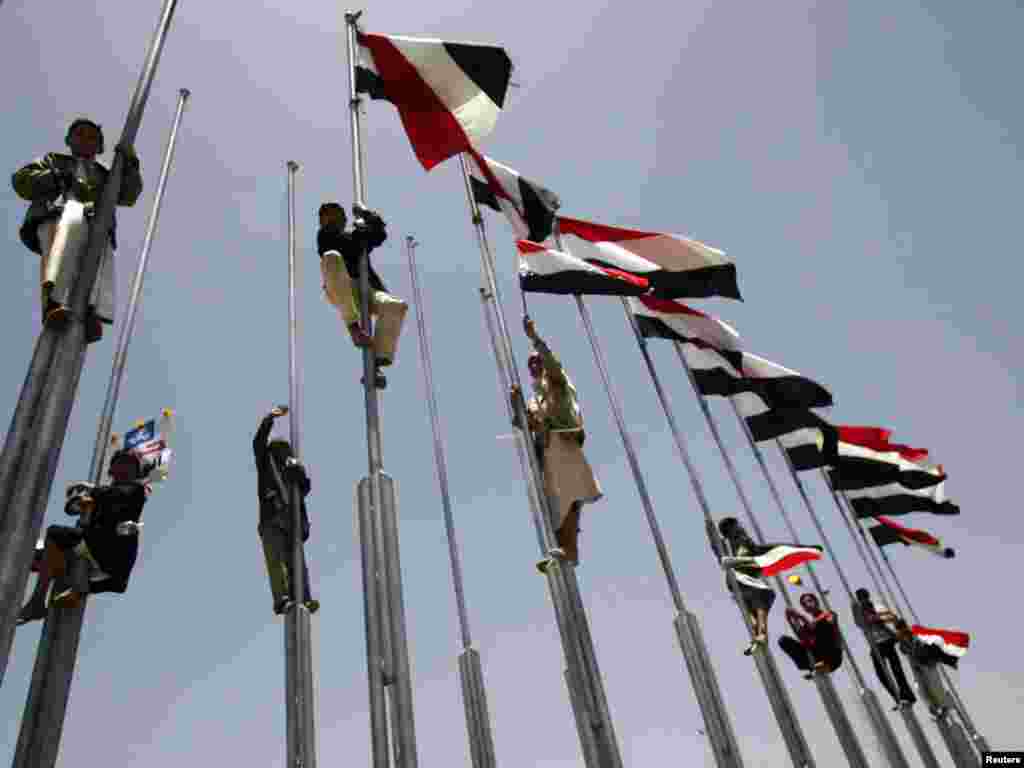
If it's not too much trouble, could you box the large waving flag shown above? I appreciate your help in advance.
[911,625,969,667]
[356,33,512,169]
[752,544,824,576]
[629,296,741,350]
[844,480,959,518]
[467,149,560,242]
[516,240,649,295]
[868,516,955,558]
[556,216,739,300]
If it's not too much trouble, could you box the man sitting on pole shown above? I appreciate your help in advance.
[253,405,318,616]
[12,117,143,343]
[513,316,602,572]
[852,587,916,709]
[316,201,407,389]
[778,592,843,679]
[18,450,149,624]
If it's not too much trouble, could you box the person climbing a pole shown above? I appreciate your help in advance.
[316,200,407,389]
[17,450,149,624]
[253,405,319,616]
[777,592,843,678]
[717,517,776,655]
[852,587,916,709]
[12,116,143,343]
[894,620,952,718]
[512,316,602,572]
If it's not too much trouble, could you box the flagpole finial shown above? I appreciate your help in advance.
[344,9,363,23]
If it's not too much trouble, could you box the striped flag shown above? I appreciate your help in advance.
[752,544,824,576]
[467,149,560,242]
[911,625,969,666]
[556,215,739,300]
[868,516,955,558]
[517,240,649,295]
[629,295,741,350]
[356,32,512,169]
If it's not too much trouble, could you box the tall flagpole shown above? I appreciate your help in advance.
[572,295,746,768]
[12,80,188,768]
[284,159,318,768]
[661,337,863,767]
[719,396,911,768]
[0,0,180,685]
[407,237,497,768]
[345,12,418,767]
[458,155,623,768]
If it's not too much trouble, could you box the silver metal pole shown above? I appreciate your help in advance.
[0,0,179,686]
[344,13,418,766]
[724,398,910,768]
[899,707,942,768]
[458,156,621,768]
[284,158,317,768]
[666,343,859,767]
[12,75,186,768]
[407,237,497,767]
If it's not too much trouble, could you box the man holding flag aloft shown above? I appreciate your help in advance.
[513,317,602,571]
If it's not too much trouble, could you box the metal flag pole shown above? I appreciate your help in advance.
[812,470,944,768]
[661,338,852,767]
[407,236,497,768]
[720,397,910,768]
[284,159,318,768]
[0,0,180,684]
[344,12,418,767]
[458,155,622,768]
[12,79,187,768]
[581,297,747,768]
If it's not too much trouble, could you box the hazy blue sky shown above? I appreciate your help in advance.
[1,1,1021,765]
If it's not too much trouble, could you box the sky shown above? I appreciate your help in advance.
[1,0,1021,766]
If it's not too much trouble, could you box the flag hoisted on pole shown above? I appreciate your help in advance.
[12,76,188,768]
[345,12,420,767]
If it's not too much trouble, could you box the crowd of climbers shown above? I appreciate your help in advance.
[9,119,962,721]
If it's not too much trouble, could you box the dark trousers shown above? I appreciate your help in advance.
[259,523,312,612]
[779,630,843,673]
[779,635,814,671]
[872,639,916,703]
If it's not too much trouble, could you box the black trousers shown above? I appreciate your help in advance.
[259,523,312,611]
[778,629,843,672]
[872,639,916,703]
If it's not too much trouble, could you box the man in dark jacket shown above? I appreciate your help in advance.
[317,201,407,388]
[11,117,143,342]
[18,450,149,624]
[254,405,318,615]
[778,592,844,678]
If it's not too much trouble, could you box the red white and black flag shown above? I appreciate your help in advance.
[467,149,560,242]
[355,33,512,169]
[844,480,960,518]
[742,544,824,576]
[556,216,740,300]
[516,240,649,295]
[911,625,969,667]
[628,296,742,350]
[868,516,955,558]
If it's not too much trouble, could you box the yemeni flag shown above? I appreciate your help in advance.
[844,481,960,518]
[467,149,560,242]
[868,516,955,558]
[828,439,946,494]
[629,296,741,350]
[911,625,969,667]
[517,240,649,295]
[556,216,739,300]
[835,426,930,463]
[751,544,824,576]
[355,33,512,170]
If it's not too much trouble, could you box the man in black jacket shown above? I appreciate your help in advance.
[254,406,318,615]
[317,201,407,388]
[11,117,143,342]
[18,450,149,624]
